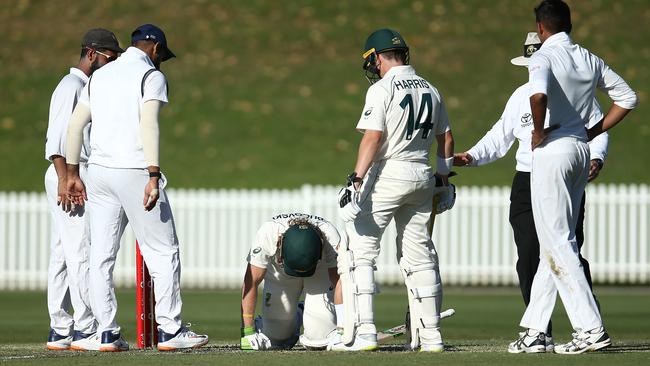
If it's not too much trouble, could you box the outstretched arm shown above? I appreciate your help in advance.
[241,263,267,327]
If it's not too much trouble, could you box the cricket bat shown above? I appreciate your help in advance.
[377,308,456,344]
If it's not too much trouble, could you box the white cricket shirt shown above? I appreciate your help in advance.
[78,47,168,169]
[247,213,340,279]
[357,65,451,163]
[528,32,637,141]
[45,68,91,163]
[467,82,608,172]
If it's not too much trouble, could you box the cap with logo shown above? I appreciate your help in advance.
[131,24,176,61]
[511,32,542,66]
[281,223,323,278]
[82,28,125,53]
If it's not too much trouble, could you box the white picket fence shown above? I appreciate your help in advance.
[0,184,648,290]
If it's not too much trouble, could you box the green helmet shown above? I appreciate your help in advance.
[281,223,323,277]
[362,28,410,83]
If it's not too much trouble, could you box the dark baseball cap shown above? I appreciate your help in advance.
[281,223,323,278]
[131,24,176,61]
[82,28,125,53]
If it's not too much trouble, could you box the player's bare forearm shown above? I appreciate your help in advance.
[353,129,383,180]
[436,131,454,159]
[435,131,454,184]
[51,155,67,181]
[530,93,548,149]
[52,155,71,209]
[241,264,266,327]
[530,93,547,133]
[587,104,631,140]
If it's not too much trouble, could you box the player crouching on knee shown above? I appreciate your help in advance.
[240,214,342,351]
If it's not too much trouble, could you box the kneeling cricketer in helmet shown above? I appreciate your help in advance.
[240,213,342,350]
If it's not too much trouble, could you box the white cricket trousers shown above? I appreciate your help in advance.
[345,160,440,331]
[521,137,602,332]
[348,160,438,269]
[85,165,182,335]
[260,267,335,347]
[45,164,95,335]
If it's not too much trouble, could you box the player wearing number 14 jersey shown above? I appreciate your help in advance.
[333,28,454,352]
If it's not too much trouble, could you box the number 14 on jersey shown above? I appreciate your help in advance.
[399,93,434,140]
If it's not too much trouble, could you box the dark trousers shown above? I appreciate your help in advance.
[508,171,598,336]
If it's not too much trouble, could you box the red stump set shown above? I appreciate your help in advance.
[136,241,157,349]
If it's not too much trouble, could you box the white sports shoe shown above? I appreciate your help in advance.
[99,331,129,352]
[70,331,101,351]
[419,329,444,353]
[323,328,343,351]
[507,329,546,354]
[329,333,378,351]
[46,329,72,350]
[157,326,209,351]
[554,327,611,354]
[545,335,555,352]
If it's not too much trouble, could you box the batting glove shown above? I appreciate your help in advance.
[240,326,272,351]
[433,184,456,214]
[338,173,362,222]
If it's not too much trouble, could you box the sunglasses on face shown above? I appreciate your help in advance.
[91,48,117,62]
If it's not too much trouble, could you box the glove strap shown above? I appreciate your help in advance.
[346,172,363,187]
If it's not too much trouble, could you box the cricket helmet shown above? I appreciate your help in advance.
[281,223,323,277]
[362,28,409,83]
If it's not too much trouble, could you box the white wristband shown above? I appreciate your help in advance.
[436,156,453,176]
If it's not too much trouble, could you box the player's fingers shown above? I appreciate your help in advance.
[452,155,465,166]
[145,196,158,211]
[144,189,159,211]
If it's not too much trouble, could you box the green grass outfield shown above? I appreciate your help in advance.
[0,287,648,365]
[0,1,649,191]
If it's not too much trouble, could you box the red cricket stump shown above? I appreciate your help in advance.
[136,241,158,349]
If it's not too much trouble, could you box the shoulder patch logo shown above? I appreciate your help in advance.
[521,113,533,126]
[252,247,262,254]
[364,107,373,116]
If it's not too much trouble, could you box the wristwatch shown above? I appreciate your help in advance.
[149,171,162,178]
